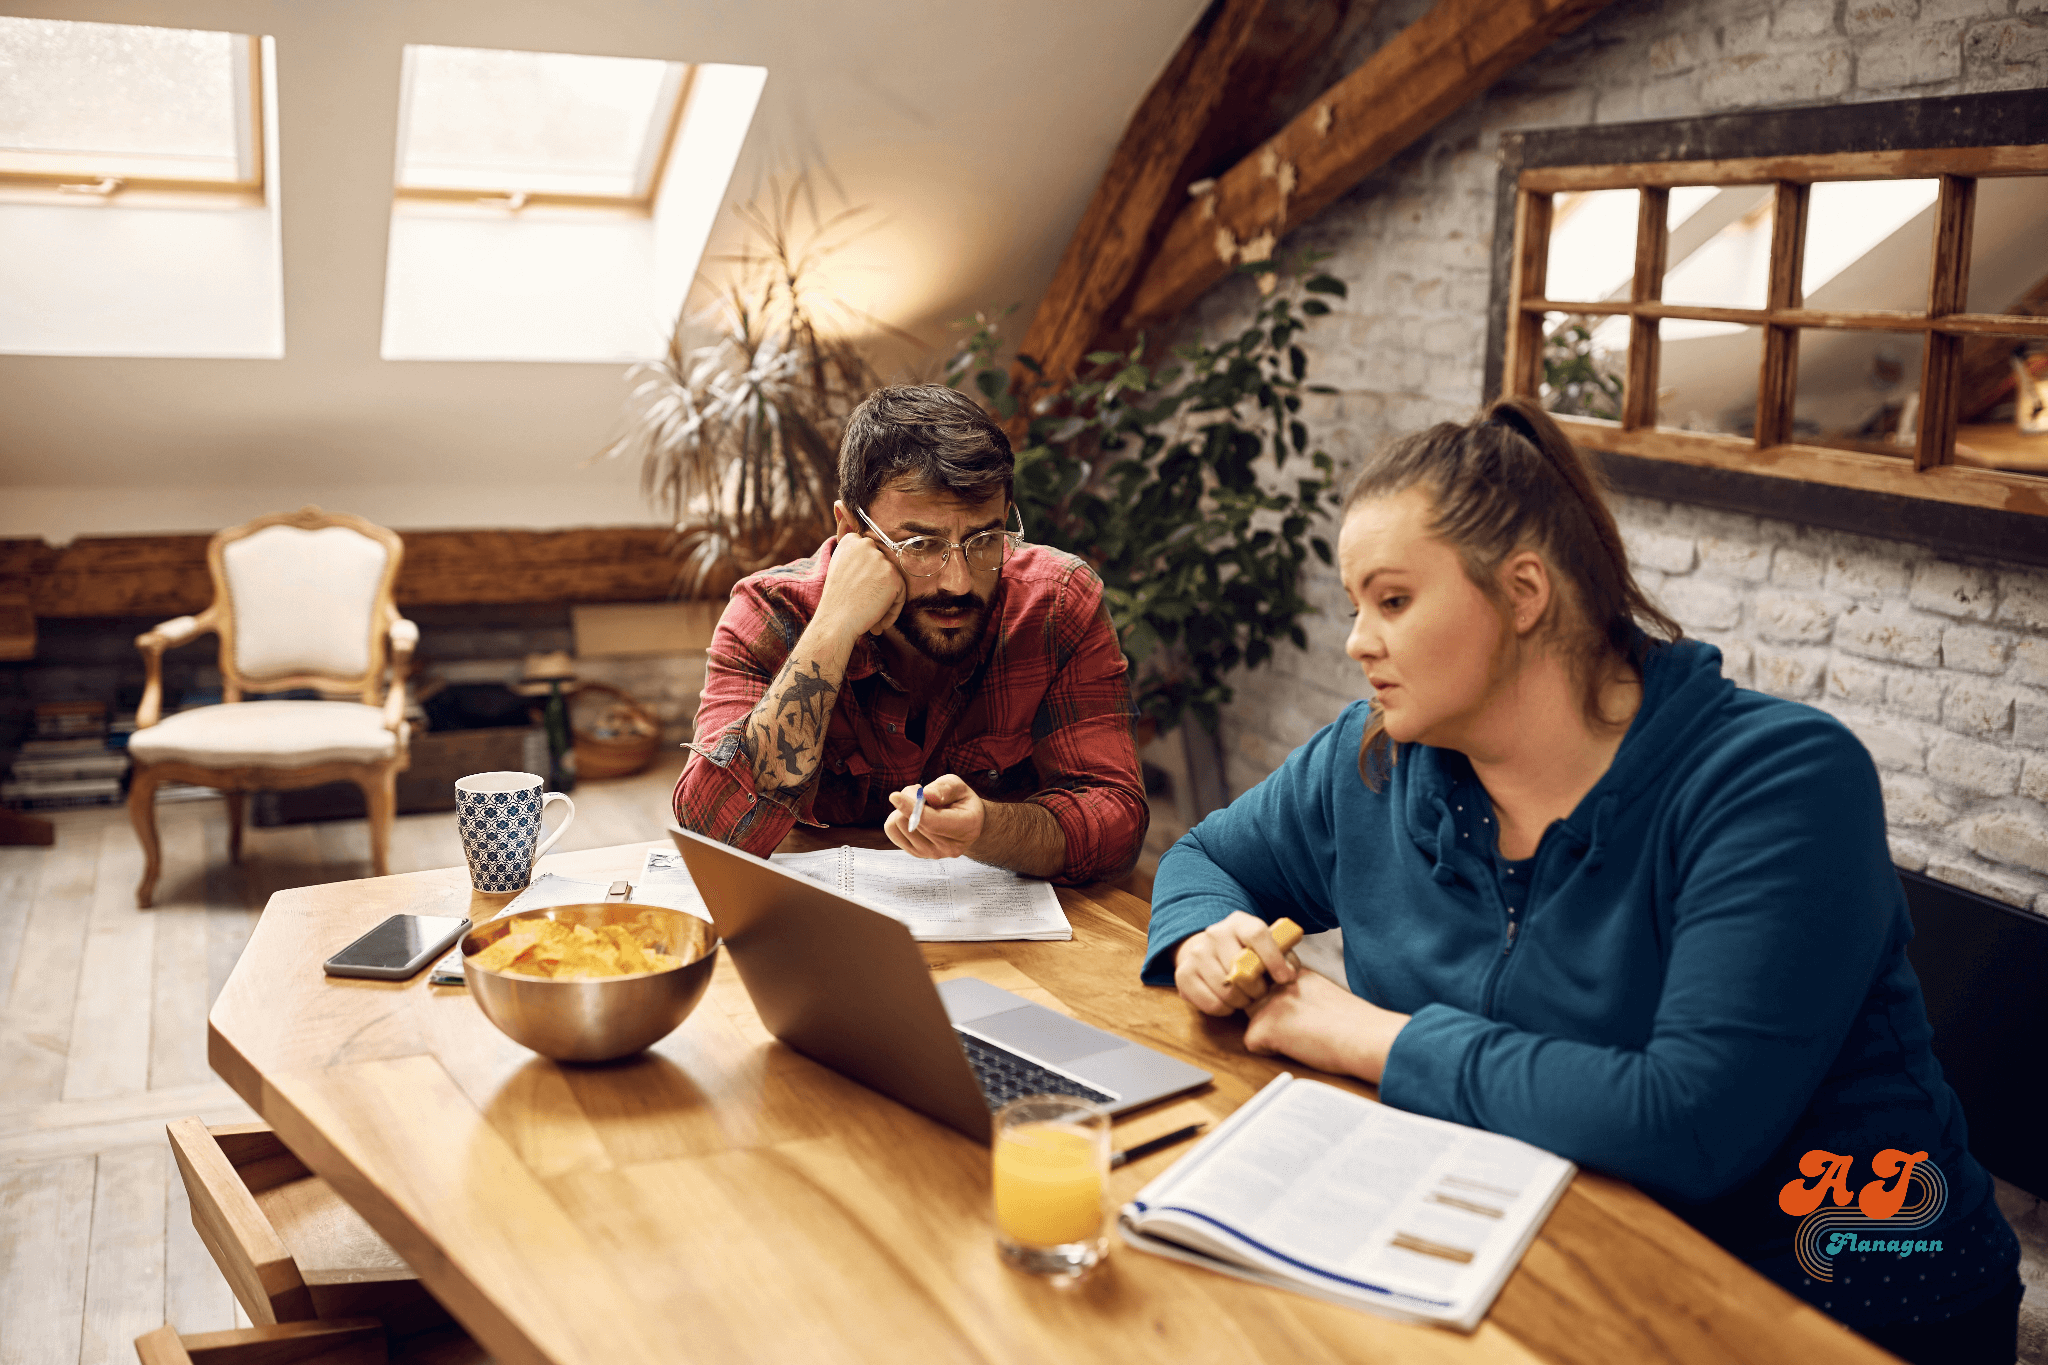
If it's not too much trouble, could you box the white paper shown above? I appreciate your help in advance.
[500,872,617,914]
[631,849,714,922]
[769,846,1070,942]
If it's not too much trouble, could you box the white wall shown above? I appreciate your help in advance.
[379,208,660,363]
[0,0,1207,537]
[0,196,282,357]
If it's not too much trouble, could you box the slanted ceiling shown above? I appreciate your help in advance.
[0,0,1208,540]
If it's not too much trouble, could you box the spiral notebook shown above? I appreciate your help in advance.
[768,846,1071,942]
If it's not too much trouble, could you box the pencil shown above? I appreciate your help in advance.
[1111,1122,1206,1168]
[908,785,926,833]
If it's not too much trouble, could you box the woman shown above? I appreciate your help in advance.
[1145,397,2022,1362]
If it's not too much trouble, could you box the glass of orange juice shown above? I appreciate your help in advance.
[992,1094,1110,1277]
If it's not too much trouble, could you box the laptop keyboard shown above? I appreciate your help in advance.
[957,1030,1117,1110]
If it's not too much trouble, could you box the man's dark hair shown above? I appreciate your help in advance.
[838,384,1013,513]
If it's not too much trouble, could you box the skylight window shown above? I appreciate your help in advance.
[394,46,688,208]
[0,15,262,192]
[379,51,764,363]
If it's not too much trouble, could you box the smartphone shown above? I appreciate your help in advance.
[322,914,472,981]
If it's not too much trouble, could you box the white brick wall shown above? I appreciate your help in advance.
[1619,498,2048,912]
[1190,0,2048,917]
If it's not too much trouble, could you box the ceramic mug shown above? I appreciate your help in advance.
[454,771,576,893]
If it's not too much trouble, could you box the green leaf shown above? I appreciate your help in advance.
[1123,620,1162,663]
[1305,274,1347,297]
[956,264,1348,722]
[1016,353,1044,375]
[974,369,1005,402]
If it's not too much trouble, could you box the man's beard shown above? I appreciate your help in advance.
[896,589,990,664]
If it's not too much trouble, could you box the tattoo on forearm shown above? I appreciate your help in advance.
[746,657,840,801]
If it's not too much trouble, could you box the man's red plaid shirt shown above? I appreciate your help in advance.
[672,535,1148,885]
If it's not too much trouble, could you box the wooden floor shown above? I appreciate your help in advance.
[0,756,687,1365]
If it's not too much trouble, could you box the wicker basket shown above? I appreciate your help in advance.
[569,682,661,780]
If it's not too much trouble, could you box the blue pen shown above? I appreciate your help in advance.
[908,784,927,833]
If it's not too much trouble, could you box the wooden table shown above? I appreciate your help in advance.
[208,839,1898,1365]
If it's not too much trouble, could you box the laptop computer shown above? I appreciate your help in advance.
[667,827,1212,1143]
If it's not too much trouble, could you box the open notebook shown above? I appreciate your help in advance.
[1120,1074,1574,1332]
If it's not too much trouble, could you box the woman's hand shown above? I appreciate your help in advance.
[1173,912,1299,1016]
[1245,971,1410,1085]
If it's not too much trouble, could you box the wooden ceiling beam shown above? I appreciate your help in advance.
[1014,0,1358,392]
[1122,0,1619,330]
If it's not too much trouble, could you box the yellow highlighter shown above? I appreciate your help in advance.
[1225,917,1305,994]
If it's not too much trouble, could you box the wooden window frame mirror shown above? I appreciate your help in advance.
[1486,91,2048,566]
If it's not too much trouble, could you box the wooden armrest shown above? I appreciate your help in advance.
[166,1117,313,1325]
[135,608,218,730]
[135,1318,388,1365]
[138,614,206,652]
[384,619,419,733]
[134,1324,194,1365]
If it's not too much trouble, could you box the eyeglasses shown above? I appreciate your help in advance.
[856,505,1024,577]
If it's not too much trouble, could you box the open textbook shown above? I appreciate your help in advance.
[1120,1074,1574,1332]
[770,845,1071,942]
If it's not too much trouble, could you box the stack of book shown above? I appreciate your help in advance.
[2,702,130,810]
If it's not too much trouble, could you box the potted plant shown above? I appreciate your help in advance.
[950,260,1348,809]
[598,178,907,597]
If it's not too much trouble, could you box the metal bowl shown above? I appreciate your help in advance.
[462,903,719,1063]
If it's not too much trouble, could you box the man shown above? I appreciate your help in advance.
[673,383,1148,885]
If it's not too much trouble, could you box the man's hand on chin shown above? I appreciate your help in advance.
[884,773,983,859]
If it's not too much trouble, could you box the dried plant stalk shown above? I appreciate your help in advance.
[599,175,901,597]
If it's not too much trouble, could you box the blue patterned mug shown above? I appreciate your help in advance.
[454,771,576,893]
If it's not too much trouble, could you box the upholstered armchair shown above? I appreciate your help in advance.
[127,507,417,907]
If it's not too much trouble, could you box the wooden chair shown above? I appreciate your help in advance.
[164,1118,488,1361]
[135,1318,387,1364]
[134,1321,490,1365]
[128,507,418,907]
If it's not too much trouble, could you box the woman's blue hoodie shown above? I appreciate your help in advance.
[1145,638,2018,1328]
